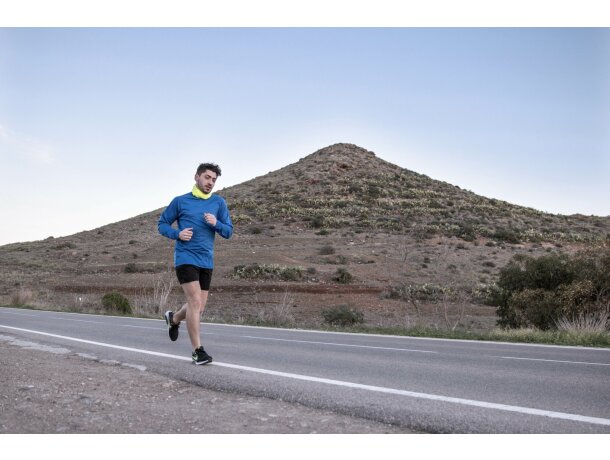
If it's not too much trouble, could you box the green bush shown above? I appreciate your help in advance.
[507,288,562,330]
[124,262,139,273]
[334,268,353,284]
[319,244,335,255]
[232,263,304,281]
[493,254,573,329]
[322,305,364,327]
[311,214,325,229]
[388,283,451,303]
[455,223,477,242]
[102,292,132,314]
[366,184,381,200]
[493,228,521,244]
[53,241,77,250]
[492,244,610,330]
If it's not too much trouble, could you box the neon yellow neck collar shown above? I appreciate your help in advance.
[192,185,213,200]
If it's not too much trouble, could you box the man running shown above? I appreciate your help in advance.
[158,163,233,365]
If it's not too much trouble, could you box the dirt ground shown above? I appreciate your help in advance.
[0,337,416,434]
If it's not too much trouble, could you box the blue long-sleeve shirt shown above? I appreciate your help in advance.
[158,192,233,269]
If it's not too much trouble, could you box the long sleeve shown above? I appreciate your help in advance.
[214,199,233,239]
[158,192,230,269]
[158,198,181,240]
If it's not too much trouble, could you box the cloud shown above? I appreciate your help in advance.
[0,123,56,165]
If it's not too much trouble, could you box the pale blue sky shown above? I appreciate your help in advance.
[1,27,609,245]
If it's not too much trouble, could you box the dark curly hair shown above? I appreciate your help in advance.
[196,163,222,177]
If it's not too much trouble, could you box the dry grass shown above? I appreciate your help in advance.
[555,308,610,333]
[133,270,176,317]
[489,326,610,347]
[254,288,296,327]
[10,288,34,306]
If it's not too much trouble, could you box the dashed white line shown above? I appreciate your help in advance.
[1,323,609,428]
[120,326,438,353]
[242,335,438,353]
[58,318,102,324]
[120,325,159,330]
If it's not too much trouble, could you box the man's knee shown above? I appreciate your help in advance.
[187,299,203,311]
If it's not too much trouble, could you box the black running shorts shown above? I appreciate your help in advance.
[175,265,213,291]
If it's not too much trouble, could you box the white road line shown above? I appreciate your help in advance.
[3,307,610,351]
[2,323,610,428]
[121,325,160,330]
[0,324,190,360]
[212,361,610,427]
[59,318,102,324]
[496,356,610,367]
[242,335,438,353]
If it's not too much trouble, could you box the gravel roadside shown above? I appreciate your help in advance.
[0,336,416,434]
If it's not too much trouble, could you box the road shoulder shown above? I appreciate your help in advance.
[0,337,415,433]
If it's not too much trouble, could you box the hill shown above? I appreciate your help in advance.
[223,143,608,243]
[1,143,608,332]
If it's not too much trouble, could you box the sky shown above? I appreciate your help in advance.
[1,24,609,245]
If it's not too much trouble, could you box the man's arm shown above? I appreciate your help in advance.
[213,200,233,239]
[158,198,181,240]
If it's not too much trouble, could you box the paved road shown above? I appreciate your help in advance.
[1,307,609,433]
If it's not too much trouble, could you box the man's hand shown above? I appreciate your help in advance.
[178,227,193,241]
[204,213,217,227]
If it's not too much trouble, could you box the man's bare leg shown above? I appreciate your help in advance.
[172,282,209,349]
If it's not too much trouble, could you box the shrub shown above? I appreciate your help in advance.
[493,254,573,329]
[334,268,353,284]
[507,288,561,330]
[456,223,477,242]
[232,263,304,281]
[53,242,77,250]
[388,283,452,303]
[311,215,325,229]
[322,305,364,327]
[124,263,139,273]
[492,244,610,330]
[325,255,348,265]
[493,228,521,244]
[319,244,335,255]
[102,292,132,314]
[496,253,573,297]
[366,184,381,200]
[280,267,304,281]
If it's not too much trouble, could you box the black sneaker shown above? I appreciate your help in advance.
[192,346,213,365]
[164,311,179,342]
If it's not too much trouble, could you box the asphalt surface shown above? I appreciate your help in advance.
[1,306,609,433]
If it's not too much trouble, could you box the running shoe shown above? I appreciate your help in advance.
[192,346,213,365]
[164,310,179,341]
